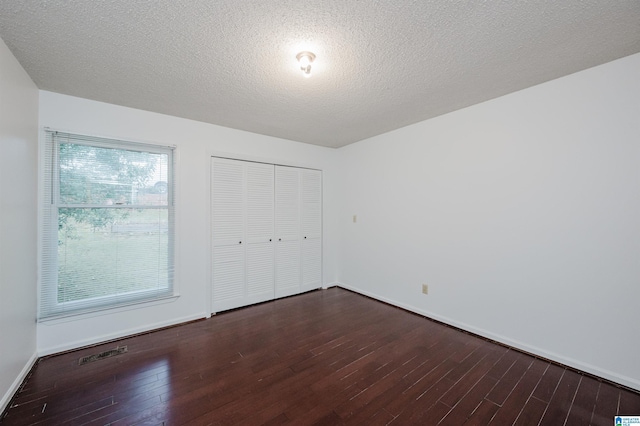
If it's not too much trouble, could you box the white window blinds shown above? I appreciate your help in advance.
[40,130,176,320]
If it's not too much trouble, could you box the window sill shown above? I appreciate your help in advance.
[38,294,180,325]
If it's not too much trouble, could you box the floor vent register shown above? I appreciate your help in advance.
[78,346,128,365]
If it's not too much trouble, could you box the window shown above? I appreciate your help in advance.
[40,131,175,320]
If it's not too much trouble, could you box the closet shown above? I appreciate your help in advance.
[211,157,322,313]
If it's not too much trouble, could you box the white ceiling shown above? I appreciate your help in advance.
[1,1,639,148]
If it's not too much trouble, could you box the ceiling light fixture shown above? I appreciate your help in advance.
[296,51,316,76]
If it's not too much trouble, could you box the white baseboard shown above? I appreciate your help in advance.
[0,351,38,414]
[38,313,207,357]
[322,282,340,289]
[337,282,640,392]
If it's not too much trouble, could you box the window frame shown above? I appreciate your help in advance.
[39,130,177,321]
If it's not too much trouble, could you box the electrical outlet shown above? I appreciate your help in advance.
[353,215,357,223]
[422,284,428,295]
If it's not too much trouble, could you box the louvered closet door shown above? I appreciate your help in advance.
[301,169,322,292]
[211,157,246,312]
[274,166,302,298]
[245,162,275,305]
[211,158,275,312]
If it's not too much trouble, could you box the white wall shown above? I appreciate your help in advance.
[38,91,340,355]
[17,48,640,396]
[0,38,39,411]
[337,53,640,391]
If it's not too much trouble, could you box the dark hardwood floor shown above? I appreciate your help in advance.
[2,288,639,425]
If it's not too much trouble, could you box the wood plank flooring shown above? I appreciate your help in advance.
[2,288,639,425]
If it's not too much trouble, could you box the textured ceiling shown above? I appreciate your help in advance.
[1,1,639,148]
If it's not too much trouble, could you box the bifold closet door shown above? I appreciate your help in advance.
[211,157,274,312]
[301,168,322,292]
[274,166,302,298]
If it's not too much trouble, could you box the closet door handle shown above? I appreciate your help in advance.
[239,241,242,244]
[269,239,272,242]
[279,238,282,241]
[304,236,307,239]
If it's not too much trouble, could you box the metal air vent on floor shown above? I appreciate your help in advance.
[78,346,128,365]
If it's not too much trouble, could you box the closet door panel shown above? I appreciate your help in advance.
[301,169,322,291]
[275,166,301,298]
[211,158,246,312]
[245,162,275,303]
